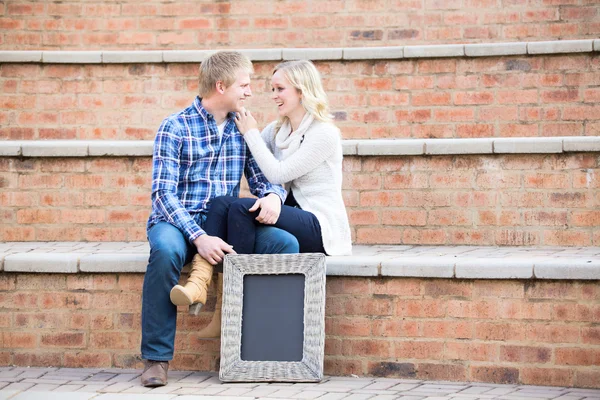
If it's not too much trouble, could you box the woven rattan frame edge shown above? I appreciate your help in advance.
[219,253,326,382]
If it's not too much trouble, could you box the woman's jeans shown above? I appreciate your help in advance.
[207,196,326,254]
[141,219,299,361]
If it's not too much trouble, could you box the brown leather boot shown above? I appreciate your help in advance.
[170,254,213,307]
[141,360,168,387]
[197,273,223,338]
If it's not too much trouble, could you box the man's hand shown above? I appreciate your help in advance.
[249,193,281,225]
[234,107,258,135]
[193,234,237,265]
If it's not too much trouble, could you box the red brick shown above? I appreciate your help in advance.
[556,348,600,366]
[500,345,552,363]
[13,352,61,367]
[356,227,402,244]
[383,210,427,226]
[417,363,467,381]
[446,342,497,362]
[397,299,446,318]
[396,341,444,359]
[345,297,392,316]
[64,352,112,368]
[372,320,419,338]
[342,339,392,358]
[526,323,580,344]
[41,332,85,348]
[326,358,364,376]
[330,317,371,337]
[521,368,574,387]
[471,366,519,384]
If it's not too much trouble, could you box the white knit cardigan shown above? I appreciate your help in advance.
[243,119,352,256]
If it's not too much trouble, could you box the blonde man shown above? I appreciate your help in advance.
[141,51,298,387]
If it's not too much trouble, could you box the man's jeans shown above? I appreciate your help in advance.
[141,221,299,361]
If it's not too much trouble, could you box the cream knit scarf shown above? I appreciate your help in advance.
[274,113,314,191]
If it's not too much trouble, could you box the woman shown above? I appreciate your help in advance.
[171,60,351,337]
[230,59,352,256]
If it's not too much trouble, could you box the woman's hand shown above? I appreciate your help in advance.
[234,108,258,135]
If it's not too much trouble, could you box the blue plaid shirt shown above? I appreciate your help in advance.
[147,97,287,242]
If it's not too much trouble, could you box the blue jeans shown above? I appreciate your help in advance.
[141,221,299,361]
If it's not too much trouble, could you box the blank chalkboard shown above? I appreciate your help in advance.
[240,274,305,362]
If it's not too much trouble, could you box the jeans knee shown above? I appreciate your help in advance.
[209,196,235,216]
[149,239,187,274]
[278,232,300,254]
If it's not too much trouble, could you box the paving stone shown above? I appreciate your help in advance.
[2,382,35,391]
[267,389,303,398]
[190,386,228,395]
[342,394,378,399]
[104,373,140,383]
[52,385,84,392]
[85,373,118,382]
[76,384,111,392]
[29,384,60,391]
[121,386,153,394]
[98,382,136,393]
[95,394,177,400]
[369,396,399,400]
[363,381,404,390]
[485,387,519,395]
[0,391,20,400]
[12,392,98,400]
[317,394,351,400]
[459,387,494,394]
[292,390,329,399]
[389,384,421,391]
[243,387,283,397]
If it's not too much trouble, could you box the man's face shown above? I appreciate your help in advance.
[222,70,252,113]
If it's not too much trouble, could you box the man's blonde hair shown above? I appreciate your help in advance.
[198,51,253,98]
[273,60,332,130]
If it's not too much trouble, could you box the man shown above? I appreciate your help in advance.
[141,51,298,387]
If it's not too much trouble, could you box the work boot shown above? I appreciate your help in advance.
[141,360,168,387]
[197,273,223,338]
[170,254,212,308]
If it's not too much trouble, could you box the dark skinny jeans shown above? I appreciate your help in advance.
[205,195,326,254]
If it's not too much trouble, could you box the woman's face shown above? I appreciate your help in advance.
[271,70,303,119]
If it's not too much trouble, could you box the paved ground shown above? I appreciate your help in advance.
[0,367,599,400]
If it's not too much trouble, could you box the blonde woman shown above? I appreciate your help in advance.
[219,59,352,256]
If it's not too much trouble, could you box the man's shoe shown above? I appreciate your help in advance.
[141,360,168,387]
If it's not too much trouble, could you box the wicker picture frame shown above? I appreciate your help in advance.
[219,253,327,382]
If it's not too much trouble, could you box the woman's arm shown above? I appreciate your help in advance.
[243,124,338,184]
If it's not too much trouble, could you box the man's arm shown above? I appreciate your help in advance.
[151,119,205,242]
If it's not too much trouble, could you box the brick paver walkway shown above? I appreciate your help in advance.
[0,367,599,400]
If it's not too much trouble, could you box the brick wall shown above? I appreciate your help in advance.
[0,273,598,388]
[1,1,599,50]
[1,152,598,245]
[2,56,600,141]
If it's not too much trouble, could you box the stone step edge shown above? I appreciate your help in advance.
[0,39,598,63]
[1,248,599,280]
[1,137,598,157]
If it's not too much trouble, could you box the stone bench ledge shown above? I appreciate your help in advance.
[1,137,599,158]
[1,242,598,280]
[0,40,598,63]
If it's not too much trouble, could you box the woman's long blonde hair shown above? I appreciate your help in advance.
[273,60,333,131]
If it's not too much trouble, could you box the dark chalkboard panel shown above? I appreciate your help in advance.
[240,274,305,362]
